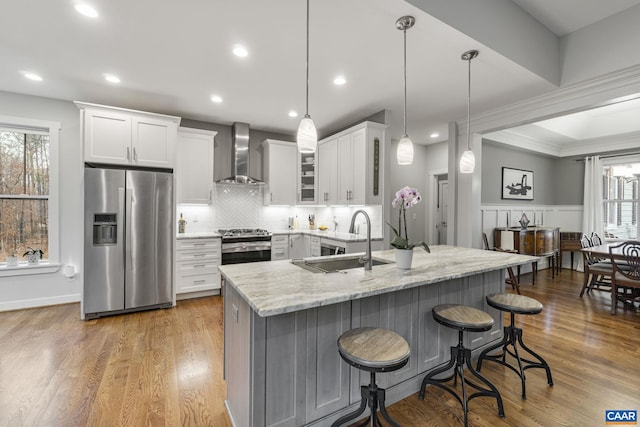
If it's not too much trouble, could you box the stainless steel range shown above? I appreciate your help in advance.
[219,228,272,264]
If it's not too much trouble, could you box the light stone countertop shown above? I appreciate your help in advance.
[176,231,221,239]
[176,229,381,242]
[219,245,538,317]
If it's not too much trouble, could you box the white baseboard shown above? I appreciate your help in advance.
[0,293,80,312]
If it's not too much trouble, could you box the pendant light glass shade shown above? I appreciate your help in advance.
[397,135,414,165]
[297,0,317,153]
[459,49,478,174]
[396,16,415,165]
[297,115,317,153]
[459,149,475,173]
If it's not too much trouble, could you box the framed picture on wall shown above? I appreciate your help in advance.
[502,167,534,200]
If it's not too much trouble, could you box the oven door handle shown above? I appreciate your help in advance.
[222,245,272,254]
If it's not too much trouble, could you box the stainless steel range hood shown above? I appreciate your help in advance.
[217,122,263,185]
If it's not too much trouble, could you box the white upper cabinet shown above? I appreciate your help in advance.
[76,102,180,168]
[319,121,386,206]
[176,127,216,204]
[262,139,297,205]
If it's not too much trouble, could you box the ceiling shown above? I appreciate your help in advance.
[1,0,639,152]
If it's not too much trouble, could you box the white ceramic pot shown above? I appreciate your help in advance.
[26,253,40,264]
[6,255,18,267]
[394,248,413,270]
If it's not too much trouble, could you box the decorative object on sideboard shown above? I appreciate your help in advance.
[296,0,317,154]
[386,186,430,269]
[502,167,534,200]
[519,212,530,229]
[395,15,415,165]
[459,49,479,174]
[23,247,44,265]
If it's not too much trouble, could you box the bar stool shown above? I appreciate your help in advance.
[332,327,410,427]
[476,293,553,399]
[419,304,504,427]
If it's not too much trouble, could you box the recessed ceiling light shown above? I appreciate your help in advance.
[430,132,440,139]
[24,72,43,82]
[210,95,223,103]
[333,76,346,85]
[74,3,98,18]
[104,74,120,83]
[288,110,298,118]
[232,45,248,57]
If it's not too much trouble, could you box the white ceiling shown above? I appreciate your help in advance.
[1,0,639,152]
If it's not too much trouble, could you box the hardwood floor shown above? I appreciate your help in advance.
[0,270,638,426]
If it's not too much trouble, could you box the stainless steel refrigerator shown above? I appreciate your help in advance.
[84,167,173,318]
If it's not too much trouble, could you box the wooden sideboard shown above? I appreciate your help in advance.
[494,227,560,284]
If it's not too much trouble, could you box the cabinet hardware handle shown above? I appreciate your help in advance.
[194,253,205,257]
[133,147,137,161]
[193,279,206,284]
[193,264,205,268]
[209,189,212,202]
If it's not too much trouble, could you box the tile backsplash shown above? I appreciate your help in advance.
[177,184,383,236]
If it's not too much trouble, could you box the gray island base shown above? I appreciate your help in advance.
[219,245,536,427]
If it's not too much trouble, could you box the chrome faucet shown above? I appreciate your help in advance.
[349,210,372,270]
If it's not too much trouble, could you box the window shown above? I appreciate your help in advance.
[602,159,640,239]
[0,116,58,267]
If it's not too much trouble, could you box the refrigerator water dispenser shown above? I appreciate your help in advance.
[93,213,117,245]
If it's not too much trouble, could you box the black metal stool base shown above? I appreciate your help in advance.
[476,313,553,399]
[419,331,504,427]
[332,372,401,427]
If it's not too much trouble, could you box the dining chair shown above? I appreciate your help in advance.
[580,234,613,296]
[484,233,520,294]
[608,241,640,315]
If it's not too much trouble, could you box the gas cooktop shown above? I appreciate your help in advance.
[218,228,271,239]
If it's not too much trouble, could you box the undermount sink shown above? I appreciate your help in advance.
[291,255,393,273]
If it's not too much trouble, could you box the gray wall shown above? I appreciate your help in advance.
[387,140,448,246]
[482,139,582,205]
[0,91,83,309]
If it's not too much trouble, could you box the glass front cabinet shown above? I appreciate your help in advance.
[298,151,317,204]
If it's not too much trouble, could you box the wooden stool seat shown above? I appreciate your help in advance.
[486,293,543,315]
[420,305,504,427]
[432,304,494,332]
[477,293,553,399]
[338,327,410,372]
[333,328,409,427]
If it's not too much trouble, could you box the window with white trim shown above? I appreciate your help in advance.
[602,157,639,239]
[0,117,58,266]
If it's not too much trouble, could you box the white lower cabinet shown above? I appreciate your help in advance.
[175,238,221,296]
[271,234,289,260]
[309,236,321,257]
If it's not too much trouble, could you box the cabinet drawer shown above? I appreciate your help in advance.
[177,271,221,293]
[272,234,288,244]
[176,249,221,262]
[176,238,221,251]
[177,261,220,277]
[272,245,289,260]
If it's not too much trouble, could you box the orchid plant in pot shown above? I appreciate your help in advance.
[386,186,430,269]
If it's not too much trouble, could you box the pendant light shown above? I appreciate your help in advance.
[459,49,479,174]
[296,0,317,153]
[396,16,415,165]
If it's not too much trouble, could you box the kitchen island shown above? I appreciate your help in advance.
[219,245,536,427]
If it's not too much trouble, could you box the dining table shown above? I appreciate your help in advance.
[581,241,640,314]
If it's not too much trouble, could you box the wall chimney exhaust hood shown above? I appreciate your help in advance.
[217,122,263,185]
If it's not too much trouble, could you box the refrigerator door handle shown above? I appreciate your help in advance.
[123,187,132,268]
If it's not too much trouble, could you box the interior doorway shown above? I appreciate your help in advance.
[436,174,448,245]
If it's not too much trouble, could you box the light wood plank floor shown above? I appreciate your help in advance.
[0,270,638,427]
